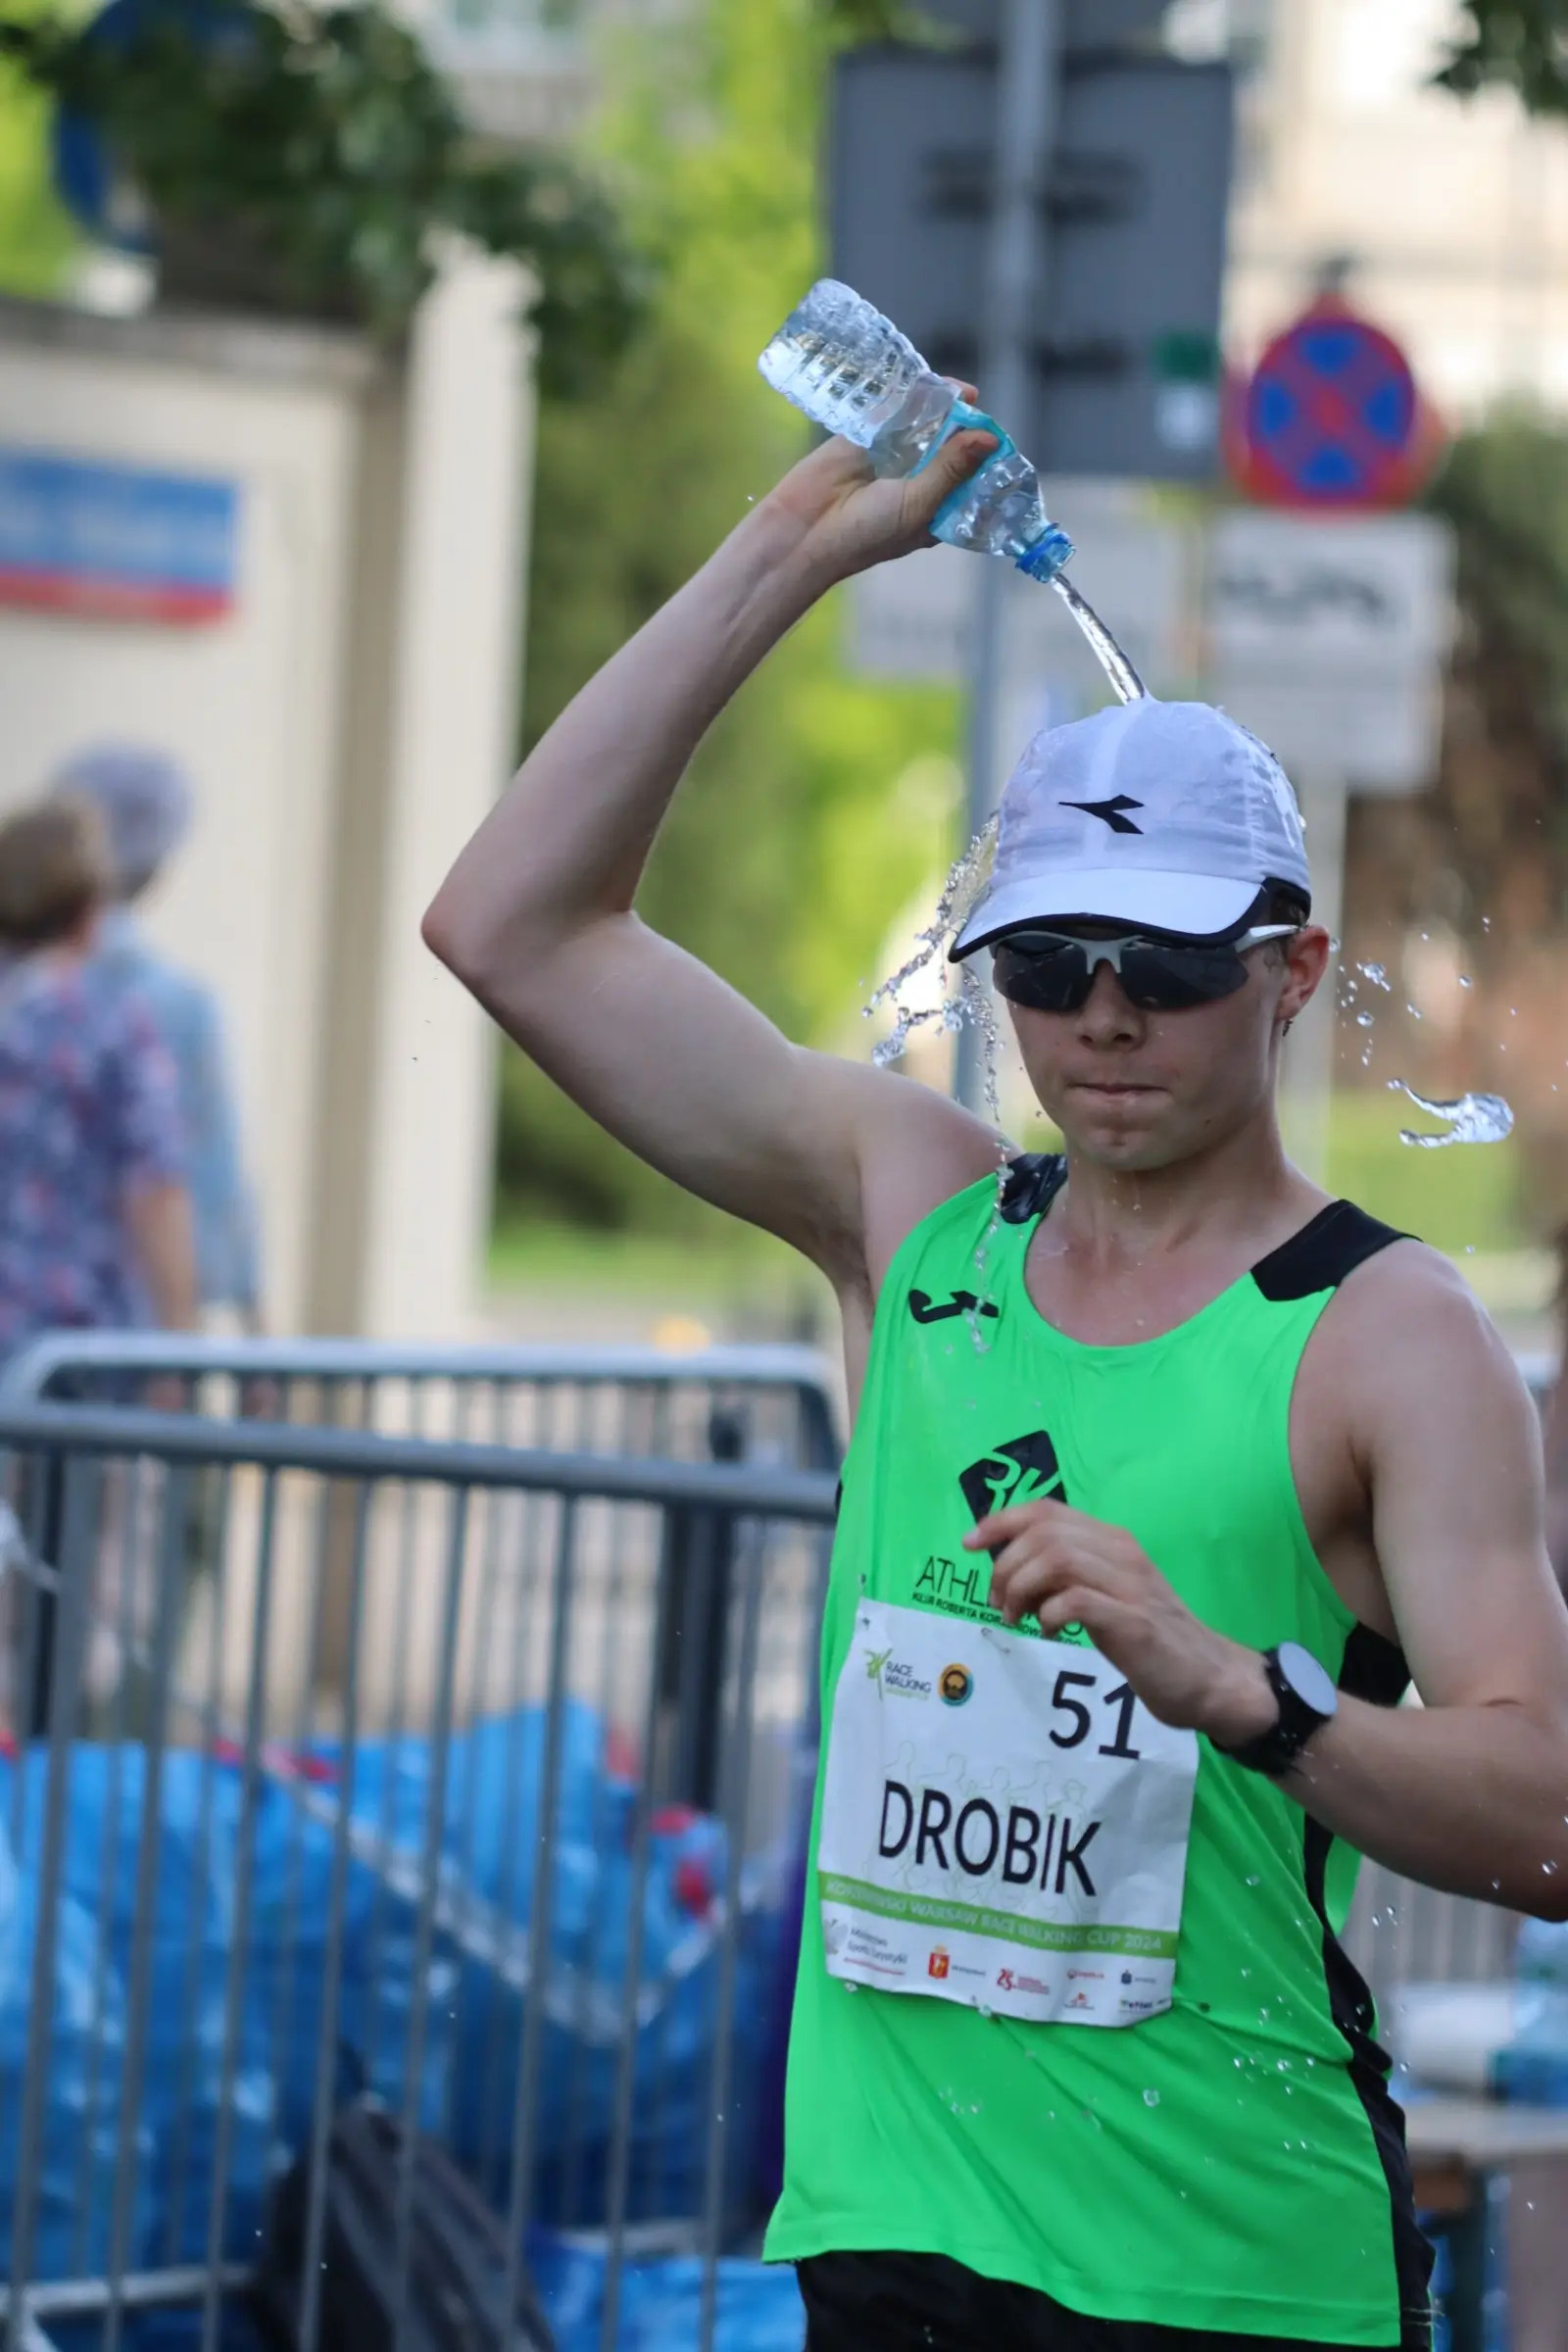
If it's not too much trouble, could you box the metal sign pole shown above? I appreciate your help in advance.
[956,0,1063,1112]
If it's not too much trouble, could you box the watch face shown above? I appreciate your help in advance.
[1276,1641,1339,1718]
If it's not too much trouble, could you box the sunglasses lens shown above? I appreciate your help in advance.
[1120,946,1250,1010]
[992,939,1089,1011]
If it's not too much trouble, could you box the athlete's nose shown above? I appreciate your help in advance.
[1075,957,1145,1044]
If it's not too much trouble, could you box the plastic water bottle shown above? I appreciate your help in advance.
[759,279,1074,583]
[1495,1918,1568,2104]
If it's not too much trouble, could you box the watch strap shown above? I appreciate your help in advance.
[1214,1646,1335,1779]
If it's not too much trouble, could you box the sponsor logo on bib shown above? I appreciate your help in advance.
[927,1947,951,1980]
[865,1643,934,1699]
[939,1663,973,1707]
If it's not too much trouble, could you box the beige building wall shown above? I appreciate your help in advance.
[0,255,534,1340]
[1227,0,1568,416]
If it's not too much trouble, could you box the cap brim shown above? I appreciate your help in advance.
[950,869,1262,958]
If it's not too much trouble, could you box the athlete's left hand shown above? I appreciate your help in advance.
[963,1497,1276,1744]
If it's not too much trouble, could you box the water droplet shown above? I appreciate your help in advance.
[1356,1012,1374,1029]
[1388,1081,1514,1149]
[1143,2087,1160,2107]
[1459,974,1473,989]
[1357,962,1392,991]
[1245,1873,1261,1886]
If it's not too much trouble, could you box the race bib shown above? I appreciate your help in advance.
[817,1599,1200,2026]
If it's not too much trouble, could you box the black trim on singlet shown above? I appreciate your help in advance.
[1251,1199,1411,1302]
[1249,1199,1431,2335]
[1303,1630,1434,2349]
[1000,1152,1067,1225]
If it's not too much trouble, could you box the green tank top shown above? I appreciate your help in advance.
[765,1159,1430,2345]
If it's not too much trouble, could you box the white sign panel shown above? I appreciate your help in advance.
[1207,511,1453,672]
[849,499,1456,797]
[1209,669,1445,800]
[1206,511,1455,793]
[848,477,1191,698]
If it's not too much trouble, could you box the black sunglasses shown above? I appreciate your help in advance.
[990,924,1298,1014]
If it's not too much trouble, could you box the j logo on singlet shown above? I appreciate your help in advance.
[957,1430,1068,1522]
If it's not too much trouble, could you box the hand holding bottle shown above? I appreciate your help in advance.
[760,398,1001,586]
[759,279,1074,582]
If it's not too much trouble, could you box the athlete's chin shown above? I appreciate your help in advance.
[1056,1096,1186,1169]
[1053,1086,1165,1152]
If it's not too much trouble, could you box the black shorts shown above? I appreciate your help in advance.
[796,2251,1428,2352]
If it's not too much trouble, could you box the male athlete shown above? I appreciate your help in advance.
[425,417,1568,2351]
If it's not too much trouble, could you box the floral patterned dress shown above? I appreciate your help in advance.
[0,954,187,1363]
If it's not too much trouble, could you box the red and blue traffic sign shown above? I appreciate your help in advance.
[1228,300,1440,511]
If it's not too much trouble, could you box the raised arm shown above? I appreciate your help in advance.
[421,426,1004,1292]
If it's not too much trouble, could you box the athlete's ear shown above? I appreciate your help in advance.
[1277,925,1331,1028]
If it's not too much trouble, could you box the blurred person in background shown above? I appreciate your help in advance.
[51,743,264,1336]
[0,799,198,1736]
[0,798,195,1358]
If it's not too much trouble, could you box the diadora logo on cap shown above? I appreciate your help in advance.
[1062,793,1145,835]
[957,1430,1068,1522]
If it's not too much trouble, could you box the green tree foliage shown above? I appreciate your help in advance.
[1434,1,1568,116]
[0,0,78,299]
[1,0,644,356]
[498,0,960,1233]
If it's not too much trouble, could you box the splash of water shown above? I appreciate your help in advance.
[1050,573,1147,705]
[864,818,1012,1347]
[957,961,1011,1351]
[864,813,998,1045]
[1388,1080,1515,1149]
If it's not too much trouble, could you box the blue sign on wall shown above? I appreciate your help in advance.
[0,447,238,624]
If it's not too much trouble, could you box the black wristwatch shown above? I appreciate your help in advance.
[1213,1642,1339,1779]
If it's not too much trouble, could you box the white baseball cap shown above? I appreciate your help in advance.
[951,698,1311,958]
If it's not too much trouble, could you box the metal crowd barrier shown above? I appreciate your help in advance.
[0,1402,838,2352]
[0,1335,843,1473]
[0,1339,842,1761]
[1345,1865,1520,2019]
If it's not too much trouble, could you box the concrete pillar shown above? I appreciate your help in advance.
[307,252,536,1337]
